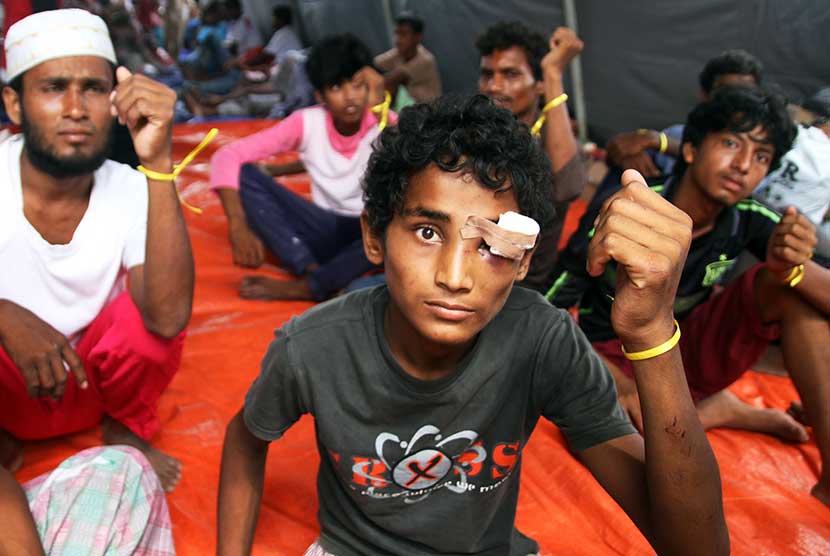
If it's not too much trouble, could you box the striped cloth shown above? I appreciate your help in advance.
[23,445,175,556]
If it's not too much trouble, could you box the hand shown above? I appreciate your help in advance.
[0,301,88,399]
[766,206,817,275]
[541,26,584,75]
[228,221,265,268]
[109,66,177,171]
[588,169,692,350]
[620,152,661,178]
[355,66,386,106]
[606,130,657,167]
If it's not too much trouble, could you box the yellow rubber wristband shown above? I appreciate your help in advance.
[370,91,392,132]
[658,131,668,154]
[530,93,568,136]
[787,264,805,288]
[621,319,681,361]
[137,127,219,214]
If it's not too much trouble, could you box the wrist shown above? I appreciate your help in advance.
[139,156,174,175]
[618,316,676,353]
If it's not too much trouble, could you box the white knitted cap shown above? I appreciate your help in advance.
[5,9,116,82]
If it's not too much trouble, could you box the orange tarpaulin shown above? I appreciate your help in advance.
[14,121,830,555]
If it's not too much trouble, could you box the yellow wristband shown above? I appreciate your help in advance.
[370,91,392,132]
[621,319,681,361]
[785,264,805,288]
[658,131,668,154]
[137,127,219,214]
[530,93,568,136]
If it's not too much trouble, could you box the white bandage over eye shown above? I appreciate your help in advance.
[459,211,540,260]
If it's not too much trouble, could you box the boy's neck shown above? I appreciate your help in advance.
[383,303,475,382]
[672,171,723,237]
[333,117,362,137]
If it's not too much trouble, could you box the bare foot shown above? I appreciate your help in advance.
[0,429,22,472]
[239,275,314,301]
[102,417,182,492]
[698,390,810,443]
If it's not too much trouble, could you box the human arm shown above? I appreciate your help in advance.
[111,67,194,339]
[606,130,681,177]
[577,170,728,555]
[766,206,830,315]
[216,410,270,556]
[0,301,88,400]
[210,114,304,268]
[0,466,44,556]
[540,27,585,202]
[356,66,387,109]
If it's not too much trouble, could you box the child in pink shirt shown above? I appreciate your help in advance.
[210,34,393,300]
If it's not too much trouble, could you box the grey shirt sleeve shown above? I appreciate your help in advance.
[534,312,635,451]
[243,330,309,441]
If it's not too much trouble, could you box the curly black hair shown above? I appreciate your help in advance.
[698,49,763,95]
[673,85,795,178]
[306,33,371,92]
[475,21,547,82]
[363,94,554,236]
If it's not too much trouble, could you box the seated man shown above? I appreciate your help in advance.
[210,34,388,301]
[374,12,442,105]
[550,86,830,505]
[0,10,194,492]
[605,49,762,177]
[756,87,830,266]
[477,21,586,292]
[217,95,729,556]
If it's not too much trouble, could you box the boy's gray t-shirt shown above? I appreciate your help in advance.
[244,286,634,556]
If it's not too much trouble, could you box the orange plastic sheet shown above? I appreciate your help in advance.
[14,121,830,555]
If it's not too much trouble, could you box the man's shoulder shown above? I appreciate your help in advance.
[374,48,399,68]
[416,45,437,63]
[496,286,568,331]
[281,286,380,341]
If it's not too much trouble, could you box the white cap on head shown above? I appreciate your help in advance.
[5,9,116,82]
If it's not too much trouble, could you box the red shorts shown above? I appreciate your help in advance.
[0,292,185,441]
[593,264,779,402]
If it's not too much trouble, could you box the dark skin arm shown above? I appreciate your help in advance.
[112,67,194,339]
[577,170,729,555]
[0,466,44,556]
[216,187,266,269]
[540,27,586,202]
[606,129,681,178]
[766,207,830,316]
[216,410,270,556]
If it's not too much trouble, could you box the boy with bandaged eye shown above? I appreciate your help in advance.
[216,95,729,556]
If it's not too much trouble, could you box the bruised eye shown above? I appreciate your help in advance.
[415,226,440,243]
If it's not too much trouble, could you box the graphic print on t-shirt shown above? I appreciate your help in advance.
[338,424,521,504]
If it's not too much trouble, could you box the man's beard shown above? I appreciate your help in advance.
[21,110,112,179]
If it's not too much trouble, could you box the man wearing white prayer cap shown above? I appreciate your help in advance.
[0,8,194,493]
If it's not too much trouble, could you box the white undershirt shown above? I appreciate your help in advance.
[0,135,148,343]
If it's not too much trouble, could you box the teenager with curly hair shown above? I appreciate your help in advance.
[217,95,728,556]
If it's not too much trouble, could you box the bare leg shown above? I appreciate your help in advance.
[238,276,314,301]
[102,416,182,492]
[697,389,809,443]
[0,465,44,556]
[0,429,22,473]
[755,268,830,505]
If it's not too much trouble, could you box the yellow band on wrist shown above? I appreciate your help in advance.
[621,319,681,361]
[136,127,219,214]
[658,131,668,154]
[784,263,805,288]
[370,91,392,132]
[531,93,568,136]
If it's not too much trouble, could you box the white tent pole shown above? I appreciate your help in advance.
[562,0,587,142]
